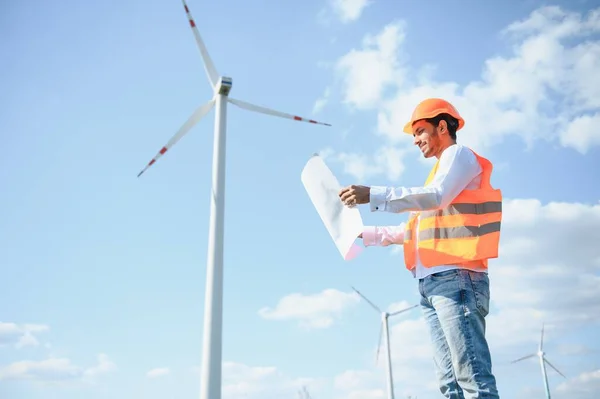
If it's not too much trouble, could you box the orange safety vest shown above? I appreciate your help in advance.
[403,148,502,271]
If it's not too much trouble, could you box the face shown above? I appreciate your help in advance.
[411,119,447,158]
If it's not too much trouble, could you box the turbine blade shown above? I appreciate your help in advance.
[510,354,536,364]
[181,0,219,87]
[389,304,419,317]
[375,321,383,366]
[544,358,566,379]
[137,99,215,177]
[351,286,381,313]
[540,323,545,351]
[228,97,331,126]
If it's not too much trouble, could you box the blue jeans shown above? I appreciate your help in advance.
[419,269,499,398]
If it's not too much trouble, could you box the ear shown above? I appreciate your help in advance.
[437,120,448,136]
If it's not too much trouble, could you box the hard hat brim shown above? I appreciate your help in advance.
[403,115,465,134]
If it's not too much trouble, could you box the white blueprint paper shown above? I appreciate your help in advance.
[301,154,364,260]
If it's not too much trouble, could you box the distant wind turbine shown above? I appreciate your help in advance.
[511,323,566,399]
[351,286,418,399]
[136,2,331,399]
[298,386,312,399]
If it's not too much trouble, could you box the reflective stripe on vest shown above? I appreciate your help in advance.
[403,148,502,270]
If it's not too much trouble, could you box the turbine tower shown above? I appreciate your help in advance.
[351,286,418,399]
[511,323,566,399]
[137,2,331,399]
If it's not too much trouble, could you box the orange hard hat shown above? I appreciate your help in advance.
[403,98,465,134]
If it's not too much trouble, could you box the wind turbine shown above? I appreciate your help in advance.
[298,386,312,399]
[511,323,566,399]
[351,286,418,399]
[136,2,331,399]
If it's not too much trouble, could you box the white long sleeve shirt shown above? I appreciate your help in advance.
[362,144,483,279]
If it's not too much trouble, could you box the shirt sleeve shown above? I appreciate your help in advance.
[362,223,406,247]
[369,145,482,213]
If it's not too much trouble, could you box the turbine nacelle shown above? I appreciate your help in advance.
[217,76,232,96]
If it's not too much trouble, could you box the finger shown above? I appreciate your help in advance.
[340,191,353,202]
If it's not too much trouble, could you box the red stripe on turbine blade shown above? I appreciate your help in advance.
[293,116,301,121]
[184,5,189,12]
[149,159,156,166]
[159,147,168,154]
[309,120,317,123]
[190,19,196,27]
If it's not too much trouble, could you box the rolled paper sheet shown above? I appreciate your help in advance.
[301,154,364,260]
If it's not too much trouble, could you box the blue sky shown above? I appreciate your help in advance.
[1,0,599,398]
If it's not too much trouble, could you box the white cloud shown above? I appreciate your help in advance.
[0,358,80,382]
[387,318,437,395]
[83,354,116,379]
[319,145,409,183]
[16,331,40,348]
[327,318,435,397]
[328,0,371,24]
[556,343,598,357]
[330,317,434,398]
[327,6,600,180]
[560,112,600,154]
[555,369,600,399]
[0,322,115,387]
[0,323,49,349]
[221,362,317,399]
[313,86,331,115]
[336,22,406,110]
[0,354,115,383]
[258,289,360,329]
[146,367,170,378]
[486,199,600,348]
[333,373,393,399]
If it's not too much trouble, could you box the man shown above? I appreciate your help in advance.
[339,98,501,399]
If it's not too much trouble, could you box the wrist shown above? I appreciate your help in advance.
[362,226,378,246]
[369,186,388,211]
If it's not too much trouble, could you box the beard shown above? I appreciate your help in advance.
[421,131,440,158]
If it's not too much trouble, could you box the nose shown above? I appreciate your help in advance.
[413,134,420,146]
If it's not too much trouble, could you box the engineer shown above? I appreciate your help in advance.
[339,98,502,399]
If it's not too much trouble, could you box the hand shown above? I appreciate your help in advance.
[339,185,370,207]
